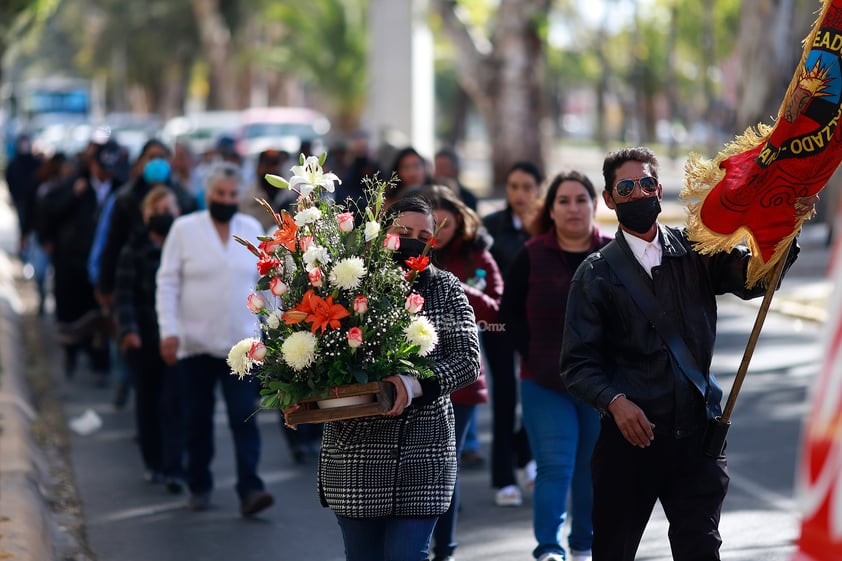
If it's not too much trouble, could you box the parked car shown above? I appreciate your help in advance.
[161,110,241,155]
[235,106,330,158]
[101,112,162,161]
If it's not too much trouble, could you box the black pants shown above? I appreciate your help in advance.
[591,420,729,561]
[482,330,532,488]
[125,347,185,478]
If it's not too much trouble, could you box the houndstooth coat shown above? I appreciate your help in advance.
[317,266,481,518]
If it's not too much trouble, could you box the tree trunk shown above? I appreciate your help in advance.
[432,0,549,193]
[190,0,238,110]
[158,59,187,119]
[734,0,800,131]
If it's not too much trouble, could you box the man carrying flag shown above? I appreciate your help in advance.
[560,147,816,561]
[561,0,838,558]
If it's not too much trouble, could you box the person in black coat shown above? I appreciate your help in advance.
[480,161,544,506]
[115,185,185,491]
[41,140,122,383]
[96,139,197,306]
[5,133,42,241]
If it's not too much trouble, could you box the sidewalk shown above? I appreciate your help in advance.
[0,252,63,561]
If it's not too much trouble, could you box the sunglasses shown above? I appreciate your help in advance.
[614,176,658,198]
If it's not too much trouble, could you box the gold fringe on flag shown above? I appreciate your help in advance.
[681,0,833,288]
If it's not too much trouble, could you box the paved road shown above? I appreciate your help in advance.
[14,224,827,561]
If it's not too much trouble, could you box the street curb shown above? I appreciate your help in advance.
[0,251,56,561]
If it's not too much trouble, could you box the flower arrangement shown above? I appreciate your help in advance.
[227,153,437,410]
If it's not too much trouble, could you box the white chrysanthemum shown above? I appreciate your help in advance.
[289,156,341,194]
[404,316,438,356]
[329,257,367,290]
[364,221,381,242]
[227,338,257,378]
[281,331,318,371]
[303,245,331,271]
[266,309,283,329]
[294,207,322,227]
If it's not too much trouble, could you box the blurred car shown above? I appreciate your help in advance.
[161,110,241,155]
[101,112,162,161]
[235,106,330,158]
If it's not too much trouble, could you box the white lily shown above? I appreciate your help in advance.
[289,155,341,194]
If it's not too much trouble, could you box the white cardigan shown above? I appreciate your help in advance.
[156,211,264,359]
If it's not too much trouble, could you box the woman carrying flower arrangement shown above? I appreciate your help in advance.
[321,194,481,561]
[227,154,480,561]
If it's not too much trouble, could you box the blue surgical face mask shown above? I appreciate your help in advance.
[143,158,171,184]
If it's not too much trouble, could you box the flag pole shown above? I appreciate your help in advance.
[703,242,791,457]
[720,246,790,423]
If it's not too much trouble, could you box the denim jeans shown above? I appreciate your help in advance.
[336,514,438,561]
[179,354,264,499]
[521,379,600,557]
[431,403,474,559]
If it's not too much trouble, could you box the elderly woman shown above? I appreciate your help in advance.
[156,161,274,517]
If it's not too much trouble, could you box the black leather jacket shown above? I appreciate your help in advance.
[561,224,798,439]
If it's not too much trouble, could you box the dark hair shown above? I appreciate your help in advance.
[434,147,460,171]
[506,161,544,185]
[36,152,68,184]
[540,170,597,233]
[385,193,433,222]
[423,184,480,244]
[139,139,171,161]
[385,147,430,201]
[602,146,659,193]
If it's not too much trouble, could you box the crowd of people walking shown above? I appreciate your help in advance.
[4,128,817,561]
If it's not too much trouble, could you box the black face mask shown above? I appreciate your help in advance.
[147,213,175,236]
[209,201,238,223]
[615,196,661,234]
[393,237,429,268]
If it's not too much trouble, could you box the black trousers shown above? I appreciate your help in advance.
[482,330,532,488]
[591,419,729,561]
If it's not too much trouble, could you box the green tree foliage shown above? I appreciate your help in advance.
[0,0,62,83]
[262,0,368,134]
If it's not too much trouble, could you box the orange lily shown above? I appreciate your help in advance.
[283,290,317,325]
[306,293,351,334]
[268,211,298,253]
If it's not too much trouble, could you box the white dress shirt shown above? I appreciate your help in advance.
[156,210,264,359]
[621,230,662,277]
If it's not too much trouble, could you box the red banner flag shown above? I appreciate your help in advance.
[791,243,842,560]
[682,0,842,287]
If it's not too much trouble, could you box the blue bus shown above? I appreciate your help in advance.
[2,76,94,157]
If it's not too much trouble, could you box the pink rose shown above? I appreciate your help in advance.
[384,233,401,251]
[247,293,266,313]
[300,235,314,252]
[347,327,363,348]
[405,293,424,314]
[269,277,288,296]
[337,212,355,233]
[309,268,323,287]
[248,341,267,361]
[353,294,368,314]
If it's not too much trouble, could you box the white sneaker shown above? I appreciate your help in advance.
[569,550,592,561]
[536,553,565,561]
[523,460,537,489]
[494,484,523,507]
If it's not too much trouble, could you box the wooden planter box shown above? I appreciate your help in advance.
[284,381,395,425]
